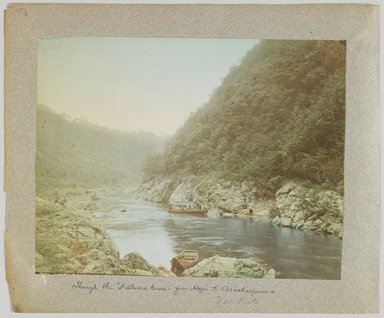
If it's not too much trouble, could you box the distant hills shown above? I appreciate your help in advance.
[143,40,346,196]
[36,105,165,193]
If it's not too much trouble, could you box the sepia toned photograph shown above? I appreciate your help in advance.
[36,37,346,280]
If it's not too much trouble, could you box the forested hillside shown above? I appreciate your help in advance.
[144,40,346,196]
[36,105,165,193]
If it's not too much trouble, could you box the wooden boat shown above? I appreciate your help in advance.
[171,250,199,275]
[168,201,207,214]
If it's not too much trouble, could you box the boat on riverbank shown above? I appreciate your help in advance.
[168,201,207,214]
[171,250,199,275]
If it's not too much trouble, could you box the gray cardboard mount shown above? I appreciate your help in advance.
[4,3,380,313]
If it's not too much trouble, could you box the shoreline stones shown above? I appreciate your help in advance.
[183,255,275,278]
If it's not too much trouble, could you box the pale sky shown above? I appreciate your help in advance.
[38,37,258,135]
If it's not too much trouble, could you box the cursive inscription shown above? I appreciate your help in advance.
[70,280,276,305]
[221,285,268,297]
[217,295,258,305]
[72,281,97,294]
[117,282,147,291]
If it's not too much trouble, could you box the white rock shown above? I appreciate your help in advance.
[280,217,292,227]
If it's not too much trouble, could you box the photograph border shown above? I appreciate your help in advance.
[4,3,380,313]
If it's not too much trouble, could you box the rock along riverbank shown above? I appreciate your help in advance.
[35,189,175,276]
[136,176,343,238]
[184,255,275,278]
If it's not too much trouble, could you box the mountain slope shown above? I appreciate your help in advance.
[36,105,165,193]
[144,40,346,196]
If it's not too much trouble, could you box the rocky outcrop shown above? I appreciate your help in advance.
[36,195,120,274]
[35,191,175,276]
[137,176,272,218]
[45,189,105,211]
[136,178,176,203]
[138,177,343,237]
[183,255,275,278]
[115,252,175,277]
[271,182,343,237]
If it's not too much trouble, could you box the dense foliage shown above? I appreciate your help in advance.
[36,105,165,193]
[144,40,346,195]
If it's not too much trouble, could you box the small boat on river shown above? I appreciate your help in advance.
[168,201,207,214]
[171,250,199,275]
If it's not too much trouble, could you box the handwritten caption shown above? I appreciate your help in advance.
[71,280,276,305]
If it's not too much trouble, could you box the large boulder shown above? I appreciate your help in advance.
[272,182,343,237]
[184,255,275,278]
[120,252,158,273]
[137,178,176,202]
[280,217,292,227]
[207,207,223,218]
[169,182,195,202]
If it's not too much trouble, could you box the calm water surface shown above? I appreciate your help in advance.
[94,189,342,279]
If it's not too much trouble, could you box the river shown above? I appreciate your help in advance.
[93,189,342,279]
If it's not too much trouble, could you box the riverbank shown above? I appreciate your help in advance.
[35,189,175,276]
[136,176,343,237]
[35,185,341,278]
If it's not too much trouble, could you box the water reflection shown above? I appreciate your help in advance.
[94,191,342,279]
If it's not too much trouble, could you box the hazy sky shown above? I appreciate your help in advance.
[38,37,258,135]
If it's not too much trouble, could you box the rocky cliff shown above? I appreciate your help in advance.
[270,182,343,237]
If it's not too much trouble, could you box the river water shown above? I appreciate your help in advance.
[94,189,342,279]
